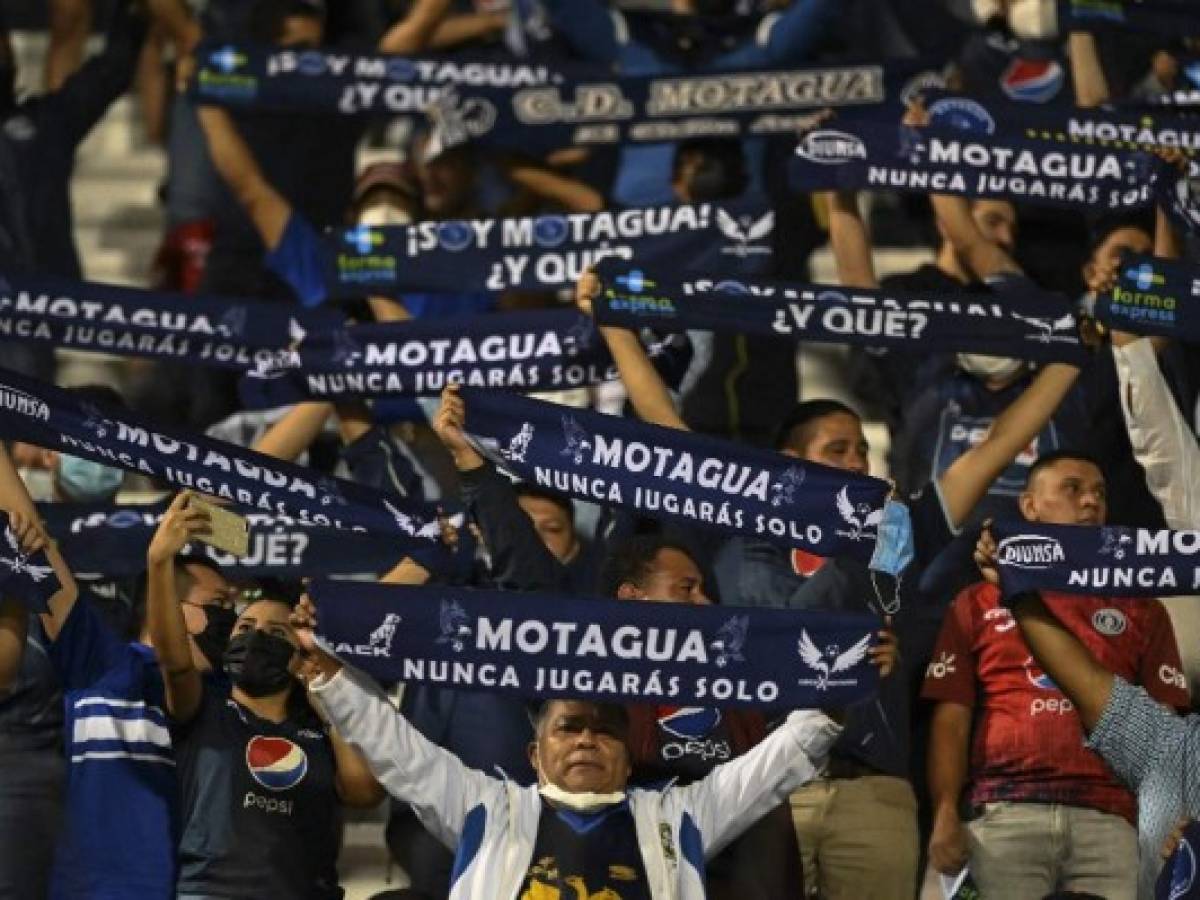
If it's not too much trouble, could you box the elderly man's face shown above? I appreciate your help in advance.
[530,700,632,794]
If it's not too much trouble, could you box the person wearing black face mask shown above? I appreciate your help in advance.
[147,491,384,900]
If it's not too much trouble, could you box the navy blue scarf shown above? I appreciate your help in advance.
[993,520,1200,598]
[311,580,880,709]
[0,509,60,613]
[1058,0,1198,36]
[0,273,342,369]
[36,501,423,578]
[591,259,1089,364]
[458,387,890,560]
[188,42,559,115]
[237,309,690,407]
[1098,252,1200,341]
[0,368,439,541]
[789,118,1158,212]
[322,198,775,299]
[425,59,937,154]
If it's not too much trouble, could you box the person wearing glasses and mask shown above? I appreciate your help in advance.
[147,491,384,900]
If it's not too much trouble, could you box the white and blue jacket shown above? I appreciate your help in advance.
[312,665,840,900]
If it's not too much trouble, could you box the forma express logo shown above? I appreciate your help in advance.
[605,270,678,318]
[1112,262,1177,326]
[245,736,308,790]
[199,47,258,101]
[337,226,395,285]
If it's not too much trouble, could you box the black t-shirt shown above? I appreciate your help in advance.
[174,687,342,899]
[520,803,651,900]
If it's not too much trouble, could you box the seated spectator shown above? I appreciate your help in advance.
[146,491,384,898]
[923,451,1190,899]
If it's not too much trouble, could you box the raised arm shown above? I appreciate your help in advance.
[292,597,498,846]
[252,403,335,463]
[1069,31,1111,108]
[679,709,840,856]
[194,102,291,251]
[502,157,605,214]
[434,384,564,591]
[929,193,1022,281]
[145,491,210,723]
[378,0,453,55]
[937,363,1080,530]
[0,444,77,639]
[578,271,688,431]
[822,190,878,289]
[426,8,507,50]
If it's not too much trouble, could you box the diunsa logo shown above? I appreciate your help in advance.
[795,129,867,165]
[996,534,1065,570]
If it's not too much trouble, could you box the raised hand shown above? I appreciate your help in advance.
[433,384,484,471]
[147,491,210,566]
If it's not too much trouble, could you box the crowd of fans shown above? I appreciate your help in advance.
[0,0,1198,898]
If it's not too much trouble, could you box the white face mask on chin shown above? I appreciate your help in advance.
[357,205,412,227]
[956,352,1027,382]
[538,781,626,813]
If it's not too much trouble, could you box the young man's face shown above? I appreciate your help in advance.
[529,700,632,794]
[971,200,1017,254]
[618,548,710,605]
[789,412,870,475]
[1019,459,1108,526]
[518,495,579,564]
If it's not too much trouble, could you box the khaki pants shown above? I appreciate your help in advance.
[966,801,1137,900]
[790,776,918,900]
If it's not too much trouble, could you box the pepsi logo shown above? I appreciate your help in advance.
[532,215,569,248]
[999,58,1064,104]
[791,548,827,578]
[657,707,720,741]
[246,736,308,791]
[437,221,474,252]
[1023,656,1057,691]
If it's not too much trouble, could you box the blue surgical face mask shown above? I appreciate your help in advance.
[868,499,915,578]
[56,455,123,502]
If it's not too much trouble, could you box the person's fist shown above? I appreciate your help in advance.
[928,810,969,875]
[576,270,600,317]
[433,384,484,471]
[869,622,899,678]
[5,509,48,558]
[974,520,999,586]
[147,491,209,565]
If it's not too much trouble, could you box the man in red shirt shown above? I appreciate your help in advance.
[922,450,1189,899]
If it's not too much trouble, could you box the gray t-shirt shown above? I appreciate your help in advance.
[0,617,62,752]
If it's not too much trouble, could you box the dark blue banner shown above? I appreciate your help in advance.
[1057,0,1200,36]
[0,274,342,369]
[324,198,775,298]
[993,520,1200,598]
[311,580,881,708]
[426,59,939,153]
[458,387,890,559]
[1099,252,1200,340]
[789,118,1158,211]
[0,509,60,613]
[916,89,1200,152]
[1158,820,1200,900]
[0,368,439,541]
[189,42,560,115]
[238,310,689,407]
[592,260,1089,364]
[36,501,415,578]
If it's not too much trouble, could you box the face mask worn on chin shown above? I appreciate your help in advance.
[956,352,1026,382]
[223,629,296,697]
[538,781,626,813]
[57,455,124,502]
[358,204,413,228]
[193,605,237,670]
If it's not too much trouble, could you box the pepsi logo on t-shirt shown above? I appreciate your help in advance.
[655,706,730,768]
[1000,58,1065,103]
[246,736,309,791]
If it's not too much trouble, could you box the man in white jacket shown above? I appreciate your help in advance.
[290,599,842,900]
